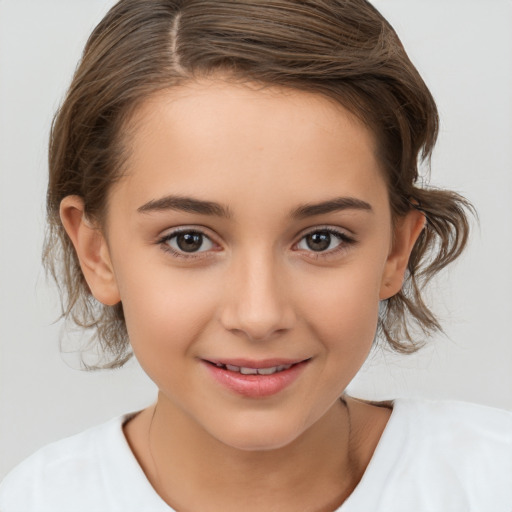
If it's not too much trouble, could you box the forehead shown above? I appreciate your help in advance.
[114,80,389,219]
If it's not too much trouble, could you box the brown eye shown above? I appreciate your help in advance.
[297,229,346,253]
[166,231,214,253]
[305,232,331,251]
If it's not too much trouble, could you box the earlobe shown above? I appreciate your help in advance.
[60,196,121,306]
[379,209,426,300]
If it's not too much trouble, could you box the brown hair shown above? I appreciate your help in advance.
[44,0,473,369]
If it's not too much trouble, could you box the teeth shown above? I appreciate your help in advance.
[240,367,258,375]
[257,367,278,375]
[218,363,294,375]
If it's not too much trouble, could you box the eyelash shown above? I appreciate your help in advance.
[157,228,218,260]
[157,226,356,260]
[295,227,356,260]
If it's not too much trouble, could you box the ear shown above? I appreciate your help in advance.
[379,209,426,300]
[60,196,121,306]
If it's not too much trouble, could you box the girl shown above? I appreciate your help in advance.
[1,0,511,510]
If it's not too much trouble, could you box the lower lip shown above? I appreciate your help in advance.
[203,361,308,398]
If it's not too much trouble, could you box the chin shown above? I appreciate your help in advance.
[210,415,307,452]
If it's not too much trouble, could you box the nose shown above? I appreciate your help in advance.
[219,251,296,342]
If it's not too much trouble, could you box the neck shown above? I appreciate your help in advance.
[146,394,361,512]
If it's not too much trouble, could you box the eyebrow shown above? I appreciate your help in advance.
[137,194,373,219]
[290,197,373,218]
[137,195,232,218]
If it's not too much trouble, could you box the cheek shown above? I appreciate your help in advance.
[297,263,383,353]
[115,260,219,367]
[289,267,382,419]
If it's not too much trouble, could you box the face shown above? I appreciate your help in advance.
[68,80,422,451]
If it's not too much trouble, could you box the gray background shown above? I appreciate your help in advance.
[1,0,511,480]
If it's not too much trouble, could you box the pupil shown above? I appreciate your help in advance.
[177,232,203,252]
[306,232,331,251]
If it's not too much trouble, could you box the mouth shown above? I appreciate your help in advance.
[202,358,311,398]
[205,361,300,375]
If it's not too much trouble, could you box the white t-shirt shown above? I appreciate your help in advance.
[0,399,511,512]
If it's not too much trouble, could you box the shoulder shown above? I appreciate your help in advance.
[395,396,512,422]
[389,398,512,470]
[342,399,512,512]
[385,399,511,509]
[0,412,166,512]
[393,398,512,448]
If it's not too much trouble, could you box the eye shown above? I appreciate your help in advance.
[296,229,351,253]
[161,230,215,254]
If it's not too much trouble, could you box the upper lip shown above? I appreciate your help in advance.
[203,358,310,369]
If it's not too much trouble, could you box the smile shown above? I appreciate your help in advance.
[210,362,294,375]
[203,359,310,398]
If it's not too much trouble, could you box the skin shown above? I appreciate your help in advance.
[61,80,425,511]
